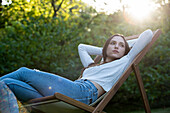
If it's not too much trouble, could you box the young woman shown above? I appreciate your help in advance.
[0,29,153,113]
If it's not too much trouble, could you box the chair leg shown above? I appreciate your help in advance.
[133,64,151,113]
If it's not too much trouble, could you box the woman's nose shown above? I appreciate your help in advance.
[114,44,119,49]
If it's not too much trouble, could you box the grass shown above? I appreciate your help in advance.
[104,107,170,113]
[104,102,170,113]
[126,107,170,113]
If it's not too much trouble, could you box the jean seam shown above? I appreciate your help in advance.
[85,80,98,103]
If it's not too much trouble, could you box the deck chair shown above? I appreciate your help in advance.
[23,29,161,113]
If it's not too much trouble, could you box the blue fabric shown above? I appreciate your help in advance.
[0,81,19,113]
[0,67,98,112]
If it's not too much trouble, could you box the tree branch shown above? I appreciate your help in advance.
[0,0,2,11]
[51,0,64,17]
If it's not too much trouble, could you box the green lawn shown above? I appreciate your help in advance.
[126,107,170,113]
[105,107,170,113]
[104,104,170,113]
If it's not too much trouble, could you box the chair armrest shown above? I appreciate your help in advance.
[54,92,106,113]
[94,55,102,64]
[125,34,139,40]
[27,95,56,104]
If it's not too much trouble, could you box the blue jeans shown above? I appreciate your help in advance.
[0,67,98,112]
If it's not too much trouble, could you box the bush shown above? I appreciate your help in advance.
[0,16,85,80]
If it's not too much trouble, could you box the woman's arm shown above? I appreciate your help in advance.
[78,44,103,67]
[127,29,153,62]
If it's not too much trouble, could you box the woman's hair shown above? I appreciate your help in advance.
[102,34,130,62]
[78,34,130,79]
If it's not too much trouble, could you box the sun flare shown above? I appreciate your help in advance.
[123,0,155,20]
[82,0,156,21]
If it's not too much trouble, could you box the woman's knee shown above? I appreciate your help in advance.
[17,67,32,73]
[18,67,29,71]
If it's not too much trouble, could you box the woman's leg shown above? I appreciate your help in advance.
[2,78,43,102]
[0,81,19,113]
[0,67,98,104]
[0,67,80,97]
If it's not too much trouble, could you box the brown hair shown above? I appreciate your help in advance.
[78,34,130,79]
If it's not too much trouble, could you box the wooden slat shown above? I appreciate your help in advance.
[125,34,139,40]
[24,95,59,108]
[134,29,162,65]
[133,64,151,113]
[94,55,102,63]
[54,93,106,113]
[27,95,56,104]
[24,99,60,107]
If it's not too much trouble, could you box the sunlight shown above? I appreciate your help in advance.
[82,0,122,14]
[82,0,157,21]
[124,0,155,20]
[1,0,12,5]
[1,0,30,5]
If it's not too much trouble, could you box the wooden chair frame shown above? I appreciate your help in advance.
[24,29,161,113]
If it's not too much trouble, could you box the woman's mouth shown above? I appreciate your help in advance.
[112,50,119,53]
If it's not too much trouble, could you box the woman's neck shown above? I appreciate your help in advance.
[105,57,115,63]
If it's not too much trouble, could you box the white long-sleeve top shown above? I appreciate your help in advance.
[78,29,153,92]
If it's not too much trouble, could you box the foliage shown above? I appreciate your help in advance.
[0,0,88,79]
[0,0,169,109]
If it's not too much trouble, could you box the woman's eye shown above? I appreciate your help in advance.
[121,44,125,47]
[110,42,116,45]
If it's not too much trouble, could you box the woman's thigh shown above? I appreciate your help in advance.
[2,78,43,102]
[0,67,82,97]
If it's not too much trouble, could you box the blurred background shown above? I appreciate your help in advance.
[0,0,169,112]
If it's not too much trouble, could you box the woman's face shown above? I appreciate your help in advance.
[106,36,126,62]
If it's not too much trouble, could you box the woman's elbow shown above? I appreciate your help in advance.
[78,44,85,51]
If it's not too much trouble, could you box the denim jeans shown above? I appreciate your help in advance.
[0,67,98,113]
